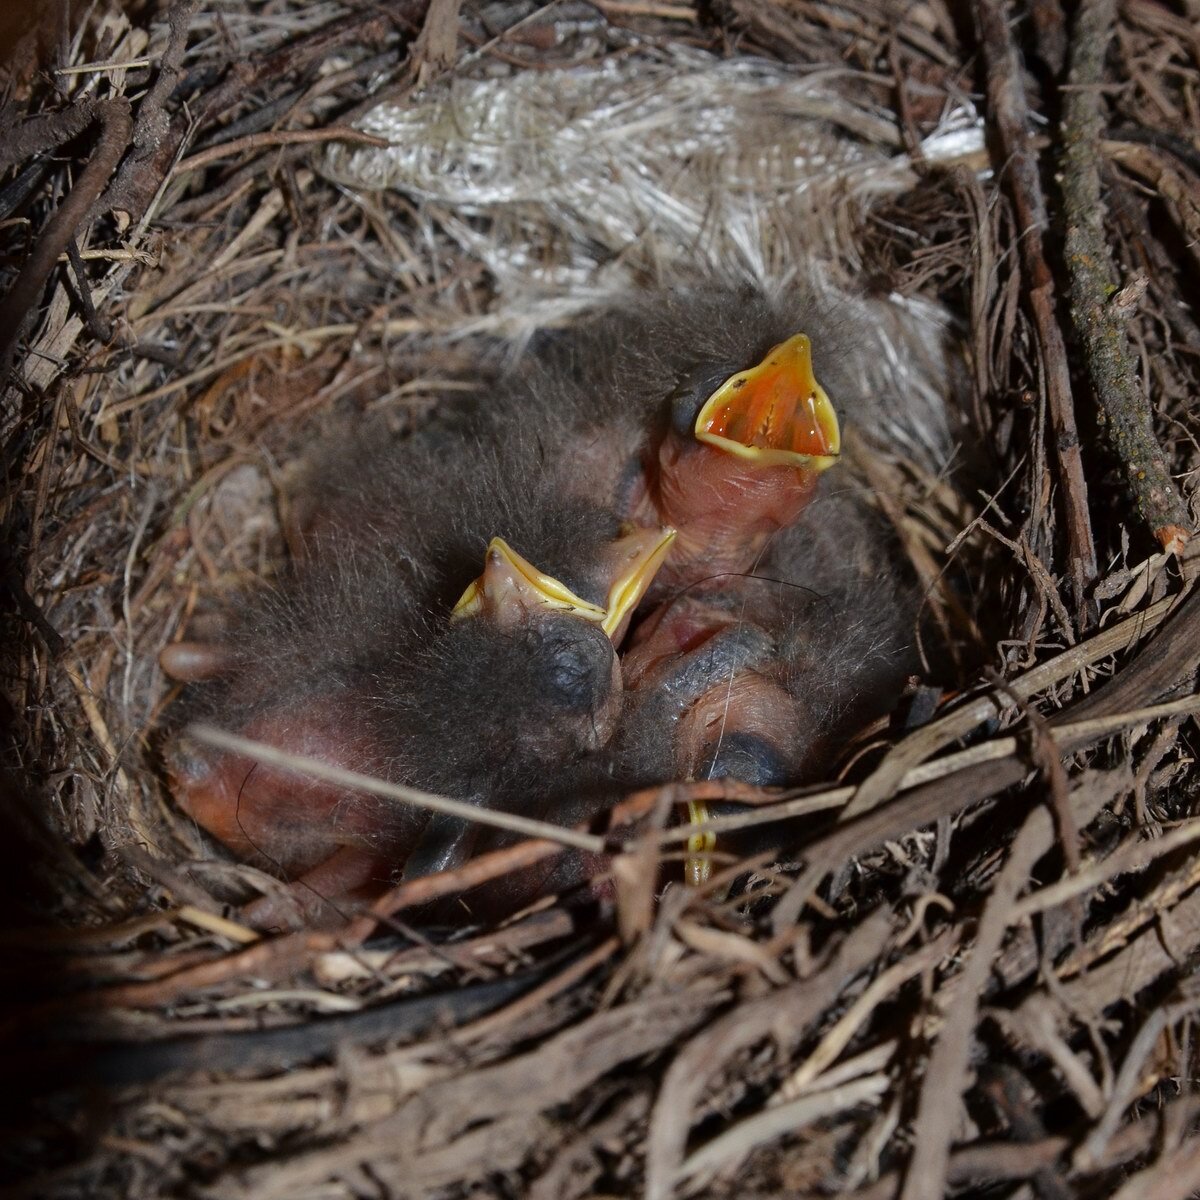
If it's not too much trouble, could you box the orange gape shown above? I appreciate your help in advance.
[694,333,839,465]
[632,332,841,593]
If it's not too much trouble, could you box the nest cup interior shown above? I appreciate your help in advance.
[3,2,1200,1196]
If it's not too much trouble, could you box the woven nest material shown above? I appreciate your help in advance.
[3,2,1200,1197]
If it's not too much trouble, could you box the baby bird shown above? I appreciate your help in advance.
[616,471,927,881]
[164,414,672,920]
[490,285,948,596]
[571,286,954,878]
[622,475,921,779]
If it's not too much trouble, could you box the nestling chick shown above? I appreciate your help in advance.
[616,472,927,881]
[163,416,671,916]
[162,282,951,918]
[493,285,948,595]
[621,476,922,783]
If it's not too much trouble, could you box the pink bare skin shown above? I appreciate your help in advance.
[166,698,419,917]
[622,587,808,786]
[628,433,823,595]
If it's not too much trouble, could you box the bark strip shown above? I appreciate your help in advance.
[1059,0,1191,553]
[975,0,1099,613]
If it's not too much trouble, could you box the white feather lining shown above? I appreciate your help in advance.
[322,48,982,321]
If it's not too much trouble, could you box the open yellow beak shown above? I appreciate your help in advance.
[694,333,841,470]
[451,538,606,627]
[600,525,677,638]
[451,526,675,639]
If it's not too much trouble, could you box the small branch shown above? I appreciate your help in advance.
[173,126,390,175]
[974,0,1098,615]
[408,0,462,88]
[1106,1134,1200,1200]
[46,953,569,1088]
[676,1075,890,1185]
[0,101,107,174]
[1059,0,1192,554]
[64,237,112,344]
[362,837,569,925]
[900,807,1050,1198]
[0,98,133,380]
[90,0,197,222]
[657,691,1200,847]
[1011,813,1200,921]
[186,724,610,856]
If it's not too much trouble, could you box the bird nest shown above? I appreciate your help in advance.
[4,2,1200,1197]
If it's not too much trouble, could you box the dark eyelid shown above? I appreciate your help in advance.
[702,731,790,787]
[668,365,733,435]
[541,622,613,711]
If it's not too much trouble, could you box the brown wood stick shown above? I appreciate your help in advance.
[1059,0,1191,553]
[0,98,132,378]
[974,0,1098,615]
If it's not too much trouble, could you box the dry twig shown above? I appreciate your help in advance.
[1059,0,1191,554]
[974,0,1098,614]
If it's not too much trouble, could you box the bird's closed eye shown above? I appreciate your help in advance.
[539,625,613,711]
[668,366,740,436]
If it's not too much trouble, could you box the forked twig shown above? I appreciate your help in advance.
[0,98,132,378]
